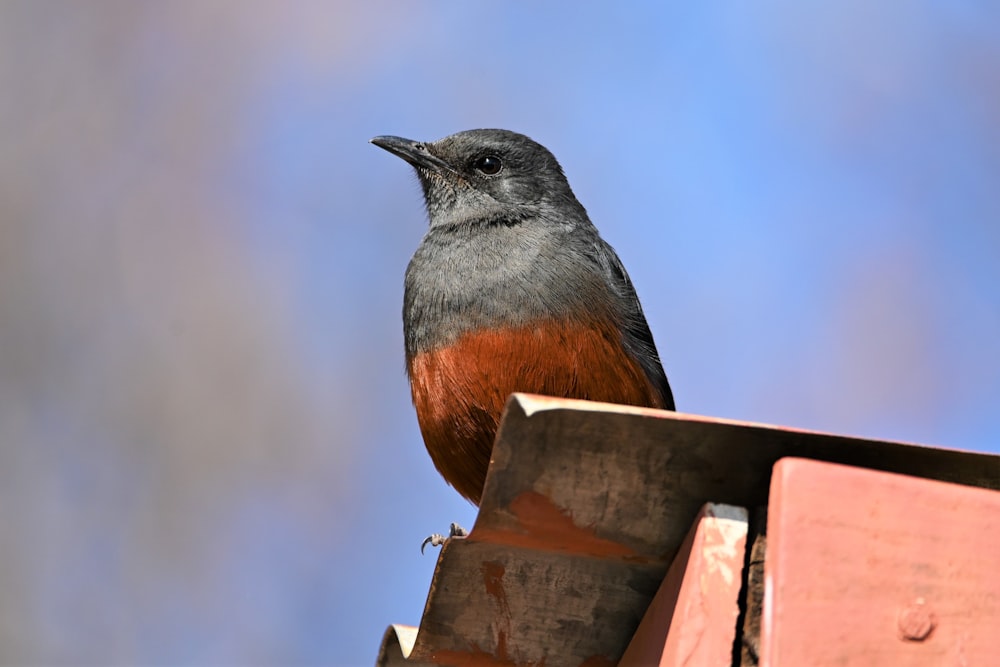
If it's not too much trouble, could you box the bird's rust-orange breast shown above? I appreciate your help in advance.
[407,318,668,505]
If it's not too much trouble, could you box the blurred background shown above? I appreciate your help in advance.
[2,1,998,664]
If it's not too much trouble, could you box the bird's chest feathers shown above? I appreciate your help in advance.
[404,227,595,355]
[419,227,539,291]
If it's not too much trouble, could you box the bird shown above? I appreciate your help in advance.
[371,129,674,507]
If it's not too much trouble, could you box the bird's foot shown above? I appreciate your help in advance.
[421,522,468,554]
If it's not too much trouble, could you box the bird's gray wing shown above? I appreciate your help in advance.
[592,237,675,410]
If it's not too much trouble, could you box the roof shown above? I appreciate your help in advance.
[377,393,1000,666]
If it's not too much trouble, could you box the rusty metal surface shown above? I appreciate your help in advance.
[619,503,748,667]
[378,625,428,667]
[377,394,1000,666]
[762,458,1000,665]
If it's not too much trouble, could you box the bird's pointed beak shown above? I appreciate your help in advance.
[370,135,454,175]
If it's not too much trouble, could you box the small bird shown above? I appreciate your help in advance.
[371,129,674,506]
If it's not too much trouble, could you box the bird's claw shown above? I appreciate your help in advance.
[420,522,468,554]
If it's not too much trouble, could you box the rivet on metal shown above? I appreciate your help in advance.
[898,597,936,642]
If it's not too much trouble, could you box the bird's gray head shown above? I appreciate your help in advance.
[370,129,587,230]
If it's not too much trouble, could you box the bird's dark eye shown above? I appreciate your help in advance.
[473,155,502,175]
